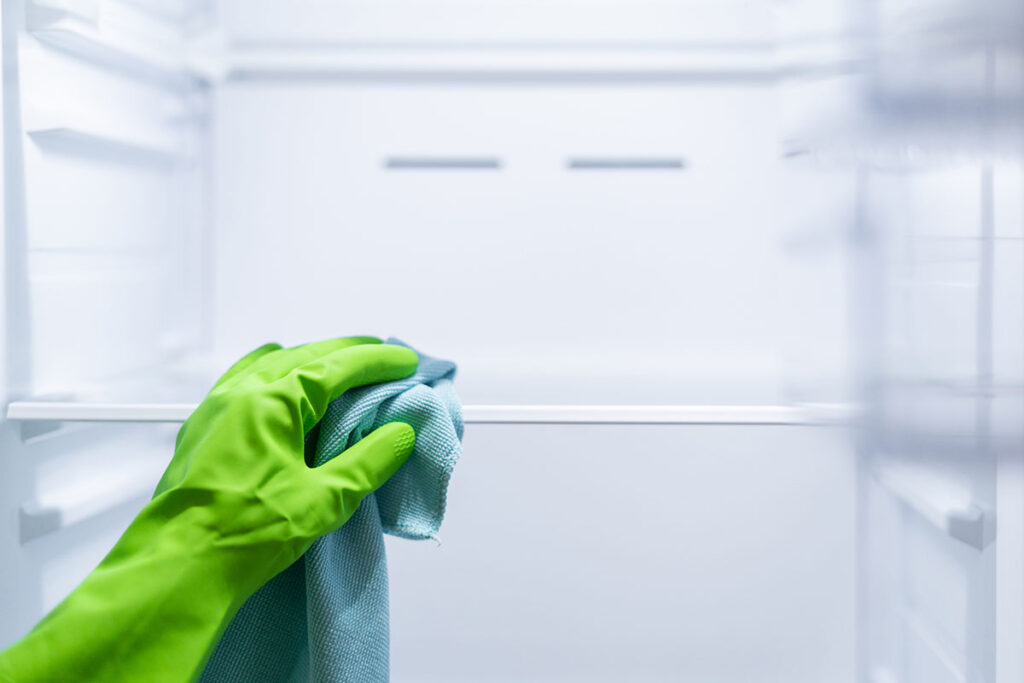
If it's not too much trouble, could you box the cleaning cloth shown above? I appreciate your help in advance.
[199,339,463,682]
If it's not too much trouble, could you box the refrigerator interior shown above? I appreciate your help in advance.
[0,1,1021,681]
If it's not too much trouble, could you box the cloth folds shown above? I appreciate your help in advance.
[199,339,463,682]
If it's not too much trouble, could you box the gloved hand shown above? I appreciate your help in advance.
[0,337,418,683]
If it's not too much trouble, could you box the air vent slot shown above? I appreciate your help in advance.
[385,157,502,170]
[567,157,686,170]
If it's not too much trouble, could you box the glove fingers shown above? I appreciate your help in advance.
[284,344,418,429]
[249,336,382,383]
[311,422,416,532]
[212,342,282,390]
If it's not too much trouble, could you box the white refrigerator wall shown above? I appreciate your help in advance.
[207,2,857,681]
[210,83,850,405]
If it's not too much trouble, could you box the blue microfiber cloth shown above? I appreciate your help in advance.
[199,339,463,682]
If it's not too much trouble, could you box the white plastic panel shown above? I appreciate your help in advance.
[211,82,847,406]
[387,424,856,683]
[12,2,208,397]
[27,252,166,392]
[219,0,777,47]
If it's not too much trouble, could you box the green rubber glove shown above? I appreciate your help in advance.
[0,337,418,683]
